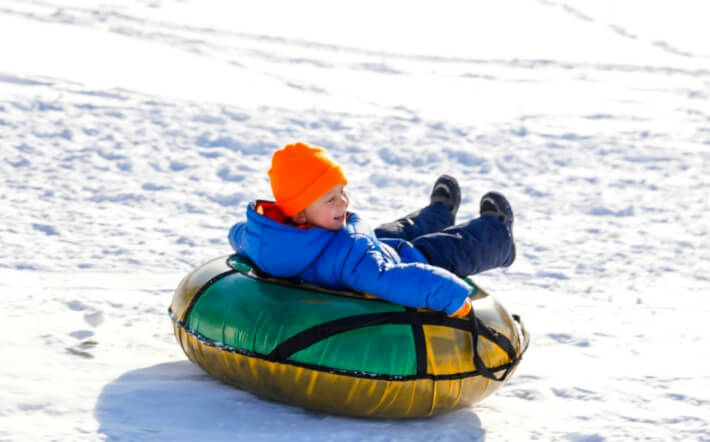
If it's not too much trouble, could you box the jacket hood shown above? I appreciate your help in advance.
[236,201,337,277]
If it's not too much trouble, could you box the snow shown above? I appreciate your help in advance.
[1,0,709,440]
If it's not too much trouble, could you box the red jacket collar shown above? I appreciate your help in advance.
[255,201,309,229]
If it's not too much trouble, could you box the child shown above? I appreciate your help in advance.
[228,142,515,318]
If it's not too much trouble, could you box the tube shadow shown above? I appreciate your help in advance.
[95,361,485,441]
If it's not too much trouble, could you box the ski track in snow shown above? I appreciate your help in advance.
[1,1,710,441]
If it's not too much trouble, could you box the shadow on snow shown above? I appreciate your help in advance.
[95,361,486,442]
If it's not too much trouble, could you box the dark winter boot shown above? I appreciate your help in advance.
[430,175,461,218]
[480,191,516,266]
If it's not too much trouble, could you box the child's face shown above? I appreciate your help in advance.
[296,184,349,231]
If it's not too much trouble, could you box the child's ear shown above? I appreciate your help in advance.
[291,211,307,225]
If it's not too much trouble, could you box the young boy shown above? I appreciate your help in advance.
[228,142,515,318]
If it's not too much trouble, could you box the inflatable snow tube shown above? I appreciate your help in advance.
[169,255,529,418]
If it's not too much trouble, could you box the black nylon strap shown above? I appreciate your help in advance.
[476,317,518,362]
[267,310,456,364]
[267,308,524,375]
[181,269,237,323]
[407,307,428,376]
[267,311,415,361]
[467,308,521,382]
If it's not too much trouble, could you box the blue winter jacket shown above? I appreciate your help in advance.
[228,202,472,314]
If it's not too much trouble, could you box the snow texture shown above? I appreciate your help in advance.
[1,0,709,441]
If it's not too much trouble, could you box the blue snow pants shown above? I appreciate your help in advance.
[374,203,514,277]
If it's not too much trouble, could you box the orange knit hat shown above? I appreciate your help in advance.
[268,142,348,216]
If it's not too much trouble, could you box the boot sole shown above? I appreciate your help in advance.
[431,174,461,217]
[480,191,515,266]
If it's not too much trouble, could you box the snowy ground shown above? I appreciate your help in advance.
[1,1,709,441]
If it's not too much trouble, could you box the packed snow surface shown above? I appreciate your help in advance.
[1,1,709,441]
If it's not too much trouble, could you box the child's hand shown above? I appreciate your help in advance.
[448,298,472,318]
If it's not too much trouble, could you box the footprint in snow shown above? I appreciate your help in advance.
[66,340,98,359]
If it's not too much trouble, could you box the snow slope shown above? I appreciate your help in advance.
[1,1,709,440]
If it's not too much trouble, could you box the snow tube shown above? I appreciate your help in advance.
[169,255,529,418]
